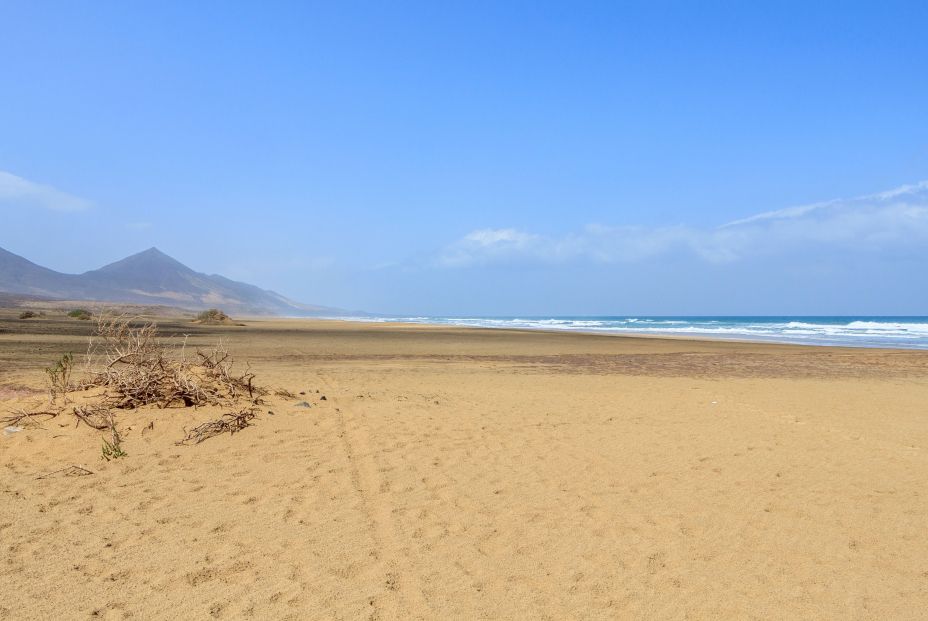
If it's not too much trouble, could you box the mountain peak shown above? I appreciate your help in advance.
[127,246,172,260]
[94,247,189,275]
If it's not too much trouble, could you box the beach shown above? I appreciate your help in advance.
[2,315,927,619]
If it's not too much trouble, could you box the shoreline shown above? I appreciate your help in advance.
[288,315,928,354]
[3,304,925,352]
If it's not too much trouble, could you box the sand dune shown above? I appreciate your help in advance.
[2,318,927,619]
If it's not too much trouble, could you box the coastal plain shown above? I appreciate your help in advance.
[2,314,927,619]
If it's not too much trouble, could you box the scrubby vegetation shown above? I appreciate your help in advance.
[45,352,74,401]
[193,308,233,324]
[101,433,127,460]
[82,314,263,408]
[68,309,92,320]
[18,310,39,319]
[1,313,268,455]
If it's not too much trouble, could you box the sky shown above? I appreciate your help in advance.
[1,1,927,315]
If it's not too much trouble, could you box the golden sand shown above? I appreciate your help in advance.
[2,318,927,619]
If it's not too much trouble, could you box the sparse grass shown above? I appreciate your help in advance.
[45,352,74,401]
[68,309,92,320]
[101,435,127,460]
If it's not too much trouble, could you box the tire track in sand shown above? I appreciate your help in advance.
[320,373,433,620]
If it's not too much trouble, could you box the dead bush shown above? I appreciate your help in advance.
[11,313,271,459]
[82,314,266,409]
[193,308,232,324]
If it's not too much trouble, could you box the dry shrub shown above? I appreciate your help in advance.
[83,314,266,409]
[46,352,74,402]
[68,309,92,320]
[194,308,229,324]
[195,343,259,402]
[13,313,271,457]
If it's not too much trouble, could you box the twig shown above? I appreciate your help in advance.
[72,405,112,430]
[176,408,257,445]
[36,465,94,479]
[0,410,58,428]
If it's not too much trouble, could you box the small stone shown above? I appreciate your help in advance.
[295,401,312,408]
[320,395,327,401]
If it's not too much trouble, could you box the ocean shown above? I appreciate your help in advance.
[344,316,928,349]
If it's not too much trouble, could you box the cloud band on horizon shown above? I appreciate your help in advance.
[438,181,928,268]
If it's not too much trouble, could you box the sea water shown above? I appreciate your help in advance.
[342,316,928,349]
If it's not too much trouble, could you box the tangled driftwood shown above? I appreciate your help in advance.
[176,408,257,445]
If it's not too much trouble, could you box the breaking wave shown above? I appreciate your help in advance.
[339,316,928,349]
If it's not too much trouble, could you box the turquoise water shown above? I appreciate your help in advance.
[345,316,928,349]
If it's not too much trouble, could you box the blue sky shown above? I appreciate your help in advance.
[1,1,927,315]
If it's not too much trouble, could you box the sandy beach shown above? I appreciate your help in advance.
[2,315,927,620]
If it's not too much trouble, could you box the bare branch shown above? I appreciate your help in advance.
[176,408,258,445]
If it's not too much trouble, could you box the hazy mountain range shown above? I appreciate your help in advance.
[0,246,345,316]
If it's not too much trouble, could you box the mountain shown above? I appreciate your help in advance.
[0,246,345,316]
[0,246,85,297]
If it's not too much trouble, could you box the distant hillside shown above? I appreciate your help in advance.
[0,246,346,316]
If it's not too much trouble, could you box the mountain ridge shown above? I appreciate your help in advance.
[0,246,345,316]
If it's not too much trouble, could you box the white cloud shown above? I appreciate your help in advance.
[0,170,92,212]
[439,228,542,266]
[439,181,928,267]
